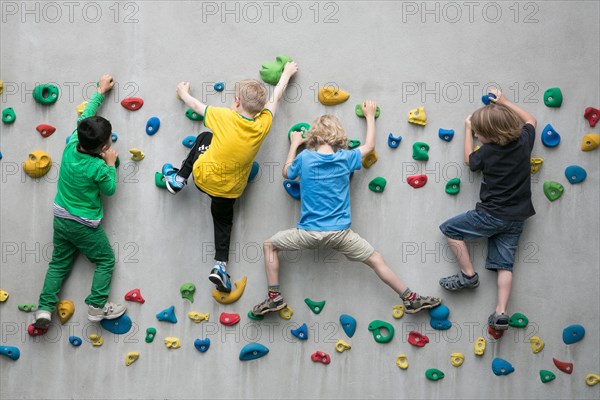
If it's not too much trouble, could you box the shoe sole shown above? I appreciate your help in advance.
[164,179,180,195]
[253,302,287,316]
[209,274,232,293]
[405,300,442,314]
[87,309,126,322]
[439,279,480,292]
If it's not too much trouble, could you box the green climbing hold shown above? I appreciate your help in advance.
[247,310,264,321]
[368,177,387,193]
[543,87,563,108]
[347,139,361,149]
[412,142,430,161]
[33,84,59,105]
[304,298,326,314]
[508,312,528,328]
[260,55,293,85]
[145,327,156,343]
[180,282,196,302]
[367,320,395,343]
[540,369,556,383]
[543,181,564,202]
[2,107,16,124]
[425,368,445,381]
[288,122,310,141]
[185,108,204,121]
[155,172,167,189]
[445,178,461,195]
[18,304,36,312]
[355,104,381,118]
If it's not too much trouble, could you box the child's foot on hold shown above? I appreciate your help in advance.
[32,310,52,330]
[404,295,442,314]
[252,295,287,316]
[88,301,126,322]
[439,272,480,291]
[162,163,186,194]
[209,264,231,293]
[488,312,509,331]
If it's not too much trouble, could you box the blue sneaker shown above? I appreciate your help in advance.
[209,265,232,293]
[162,163,185,194]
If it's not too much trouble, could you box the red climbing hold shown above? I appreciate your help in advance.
[488,326,504,340]
[27,324,48,337]
[124,288,145,304]
[553,358,573,374]
[584,107,600,127]
[311,351,331,365]
[219,312,240,326]
[407,174,428,189]
[120,97,144,111]
[36,124,56,138]
[408,331,429,347]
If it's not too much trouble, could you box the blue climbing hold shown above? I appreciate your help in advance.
[66,135,71,144]
[541,124,561,147]
[430,319,452,330]
[565,165,587,184]
[194,338,211,353]
[100,313,132,334]
[248,161,260,182]
[156,305,177,324]
[492,358,515,376]
[291,323,308,340]
[69,336,82,347]
[283,179,300,200]
[429,305,450,320]
[0,151,2,160]
[146,117,160,135]
[339,314,357,338]
[0,346,20,360]
[482,93,497,105]
[388,133,402,148]
[214,82,225,92]
[563,324,585,345]
[239,343,269,361]
[438,128,455,142]
[111,133,118,142]
[182,135,196,149]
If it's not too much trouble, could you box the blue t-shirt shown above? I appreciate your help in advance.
[288,148,362,231]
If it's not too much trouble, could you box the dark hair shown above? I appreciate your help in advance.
[77,116,112,151]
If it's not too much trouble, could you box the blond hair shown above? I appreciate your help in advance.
[237,79,268,115]
[471,104,522,146]
[305,115,348,151]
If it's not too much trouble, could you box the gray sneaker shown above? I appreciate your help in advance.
[88,301,126,322]
[252,296,287,316]
[439,272,480,291]
[404,295,442,314]
[32,310,52,330]
[488,312,509,330]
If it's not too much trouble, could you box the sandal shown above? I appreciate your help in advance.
[439,272,480,291]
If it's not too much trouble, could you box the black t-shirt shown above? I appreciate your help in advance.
[469,123,536,221]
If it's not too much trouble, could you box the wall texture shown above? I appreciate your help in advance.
[1,1,599,399]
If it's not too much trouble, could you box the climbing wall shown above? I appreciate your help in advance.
[1,1,599,399]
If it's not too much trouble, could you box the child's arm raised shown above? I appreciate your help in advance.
[78,74,114,123]
[265,62,299,116]
[357,100,377,158]
[488,88,536,128]
[177,82,208,116]
[463,114,474,165]
[283,130,306,179]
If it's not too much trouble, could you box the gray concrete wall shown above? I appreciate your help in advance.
[1,1,599,399]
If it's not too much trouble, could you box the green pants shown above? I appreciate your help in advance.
[37,217,115,311]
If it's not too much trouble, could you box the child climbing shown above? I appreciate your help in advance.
[32,74,126,329]
[162,62,299,293]
[438,88,537,331]
[251,101,442,316]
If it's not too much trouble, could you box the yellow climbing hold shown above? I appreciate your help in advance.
[0,80,3,94]
[57,299,75,324]
[408,106,427,126]
[362,151,378,168]
[318,86,350,106]
[396,354,408,370]
[585,373,600,386]
[129,148,145,161]
[211,275,247,305]
[76,101,87,116]
[279,305,293,320]
[451,352,465,367]
[164,337,181,349]
[581,133,600,151]
[89,334,103,346]
[392,305,404,319]
[0,289,9,302]
[188,312,209,323]
[530,336,545,353]
[530,158,544,174]
[125,352,139,366]
[23,150,52,178]
[474,145,481,152]
[474,337,486,356]
[335,339,351,353]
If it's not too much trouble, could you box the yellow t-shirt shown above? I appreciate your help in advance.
[192,106,273,198]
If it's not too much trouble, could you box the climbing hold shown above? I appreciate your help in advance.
[239,343,270,361]
[0,80,2,94]
[279,305,293,320]
[387,133,402,148]
[450,353,464,367]
[474,145,480,152]
[438,128,455,142]
[260,55,293,85]
[156,305,177,323]
[408,331,429,347]
[57,299,74,324]
[69,336,82,347]
[129,148,145,161]
[180,282,196,303]
[339,314,357,338]
[248,161,260,182]
[33,84,59,105]
[185,108,203,121]
[426,368,445,381]
[530,157,544,174]
[318,86,350,106]
[585,374,600,386]
[18,304,35,312]
[565,165,587,184]
[219,312,241,326]
[362,151,378,168]
[188,312,209,323]
[125,352,139,366]
[492,358,515,376]
[0,289,9,302]
[429,305,449,320]
[543,87,563,108]
[355,104,381,118]
[0,346,20,361]
[482,93,497,105]
[145,327,156,343]
[76,101,87,116]
[368,177,386,193]
[124,288,145,303]
[27,324,47,337]
[0,152,2,160]
[430,319,452,331]
[247,310,264,321]
[304,298,326,314]
[530,336,544,353]
[487,326,504,340]
[543,181,564,202]
[368,320,394,344]
[581,133,600,151]
[474,337,486,356]
[100,314,132,335]
[541,124,561,147]
[23,150,52,178]
[2,107,16,123]
[36,124,56,138]
[194,338,211,353]
[508,312,528,328]
[214,82,225,92]
[335,340,351,353]
[182,135,196,149]
[396,354,408,370]
[584,107,600,127]
[347,139,361,149]
[553,357,573,374]
[288,122,310,140]
[283,179,301,200]
[412,142,430,160]
[540,370,556,383]
[145,117,160,135]
[408,107,427,125]
[211,275,247,304]
[445,178,461,195]
[164,337,181,349]
[121,97,144,111]
[111,133,118,142]
[562,324,585,345]
[407,174,428,189]
[392,305,404,319]
[291,323,308,340]
[89,334,103,346]
[311,351,331,365]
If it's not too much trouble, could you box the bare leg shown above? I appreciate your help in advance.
[363,251,408,295]
[447,238,476,276]
[263,241,280,286]
[496,270,512,314]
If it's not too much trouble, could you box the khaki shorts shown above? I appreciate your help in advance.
[268,228,375,262]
